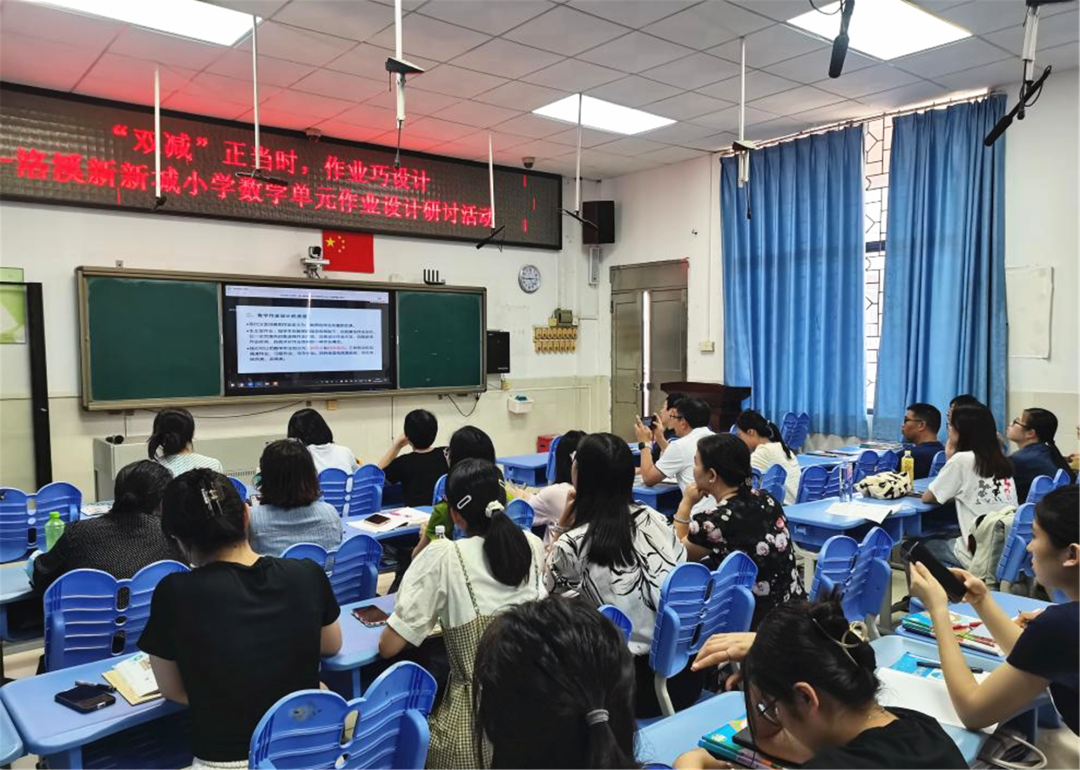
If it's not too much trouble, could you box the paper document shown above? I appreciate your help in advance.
[348,508,429,534]
[877,667,997,733]
[105,652,161,704]
[824,501,899,524]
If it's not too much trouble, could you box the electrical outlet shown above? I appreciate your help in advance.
[327,400,338,410]
[699,340,716,353]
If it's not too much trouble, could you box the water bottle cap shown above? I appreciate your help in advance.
[905,450,912,457]
[49,511,61,519]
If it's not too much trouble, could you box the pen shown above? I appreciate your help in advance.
[915,660,984,674]
[75,680,117,691]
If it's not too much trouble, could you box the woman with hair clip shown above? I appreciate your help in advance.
[735,410,802,504]
[139,469,342,769]
[1005,407,1075,501]
[473,596,639,769]
[545,432,689,718]
[674,599,966,770]
[379,458,546,769]
[674,433,804,627]
[286,408,359,475]
[148,407,223,476]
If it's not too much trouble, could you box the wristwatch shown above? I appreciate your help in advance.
[638,442,647,450]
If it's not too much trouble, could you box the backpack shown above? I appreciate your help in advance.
[955,506,1016,586]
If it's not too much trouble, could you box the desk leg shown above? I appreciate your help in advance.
[45,748,82,769]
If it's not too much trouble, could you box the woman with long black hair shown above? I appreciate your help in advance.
[1005,407,1075,500]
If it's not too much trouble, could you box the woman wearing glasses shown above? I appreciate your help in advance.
[674,599,965,769]
[1005,408,1075,501]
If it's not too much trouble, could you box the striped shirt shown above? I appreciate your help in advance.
[157,452,224,477]
[248,501,342,556]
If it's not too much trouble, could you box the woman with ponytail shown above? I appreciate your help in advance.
[1006,407,1075,500]
[674,433,804,627]
[735,410,802,504]
[148,407,223,476]
[474,596,639,769]
[380,458,546,769]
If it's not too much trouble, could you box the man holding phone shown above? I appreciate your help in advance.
[642,391,687,462]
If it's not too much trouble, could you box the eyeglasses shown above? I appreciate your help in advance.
[1012,418,1031,430]
[902,417,924,425]
[753,696,781,726]
[672,413,686,422]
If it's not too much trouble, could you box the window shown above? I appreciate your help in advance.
[863,114,892,412]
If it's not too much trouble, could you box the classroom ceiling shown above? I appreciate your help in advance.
[1,0,1077,179]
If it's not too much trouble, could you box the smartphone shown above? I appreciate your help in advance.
[55,684,117,713]
[353,606,390,627]
[640,415,655,428]
[732,727,804,768]
[364,513,391,526]
[903,541,968,602]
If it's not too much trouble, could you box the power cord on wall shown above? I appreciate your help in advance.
[140,401,304,420]
[446,393,481,418]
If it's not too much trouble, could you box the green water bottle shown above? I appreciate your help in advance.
[44,511,66,551]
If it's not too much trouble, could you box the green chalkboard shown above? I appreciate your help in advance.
[397,291,484,390]
[86,276,222,402]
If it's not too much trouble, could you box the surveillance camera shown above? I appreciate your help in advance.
[522,156,536,170]
[305,127,323,142]
[308,246,323,259]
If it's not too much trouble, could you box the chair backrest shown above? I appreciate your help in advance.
[229,476,250,501]
[250,661,437,770]
[349,465,385,518]
[650,552,757,679]
[504,498,535,530]
[929,451,947,478]
[796,465,829,503]
[318,468,350,517]
[876,450,899,474]
[32,482,82,554]
[1026,475,1055,505]
[854,450,879,482]
[1052,468,1073,489]
[824,464,843,498]
[43,560,189,671]
[0,487,32,562]
[842,527,894,622]
[783,412,811,451]
[750,468,763,488]
[431,473,448,506]
[598,604,633,642]
[545,435,563,486]
[996,503,1036,584]
[809,535,859,601]
[779,412,799,446]
[282,535,383,605]
[761,465,787,503]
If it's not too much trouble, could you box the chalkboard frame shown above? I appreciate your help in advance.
[77,266,487,411]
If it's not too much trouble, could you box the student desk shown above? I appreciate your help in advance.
[497,453,550,487]
[900,592,1051,661]
[1,563,38,682]
[341,505,432,542]
[0,698,23,766]
[797,453,844,469]
[783,495,934,553]
[632,483,682,516]
[322,594,397,699]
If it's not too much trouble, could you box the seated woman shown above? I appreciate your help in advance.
[735,410,802,504]
[474,596,639,769]
[673,433,804,627]
[139,469,342,768]
[32,460,181,592]
[286,408,359,476]
[675,599,966,770]
[1006,407,1075,501]
[545,432,690,718]
[148,407,223,476]
[909,484,1078,735]
[517,430,585,544]
[379,459,546,769]
[248,439,342,556]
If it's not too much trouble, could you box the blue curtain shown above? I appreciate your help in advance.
[872,96,1007,439]
[721,126,866,437]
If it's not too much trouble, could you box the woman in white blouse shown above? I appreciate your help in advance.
[286,408,359,475]
[735,409,802,505]
[545,432,692,718]
[518,430,585,544]
[379,458,546,769]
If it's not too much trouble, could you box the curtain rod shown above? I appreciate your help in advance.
[713,89,1006,157]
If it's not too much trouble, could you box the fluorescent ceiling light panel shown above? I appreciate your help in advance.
[28,0,257,46]
[787,0,970,60]
[533,95,675,135]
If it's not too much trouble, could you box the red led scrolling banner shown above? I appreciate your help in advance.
[0,85,562,249]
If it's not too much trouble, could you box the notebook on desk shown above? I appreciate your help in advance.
[102,653,161,705]
[699,717,795,769]
[901,611,1002,656]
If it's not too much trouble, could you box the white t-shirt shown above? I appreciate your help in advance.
[928,451,1018,540]
[750,442,802,505]
[655,426,715,513]
[157,452,223,477]
[387,532,547,647]
[307,443,359,475]
[527,482,572,543]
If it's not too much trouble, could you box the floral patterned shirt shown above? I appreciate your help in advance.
[687,489,804,627]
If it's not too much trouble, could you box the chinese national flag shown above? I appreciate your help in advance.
[322,230,374,273]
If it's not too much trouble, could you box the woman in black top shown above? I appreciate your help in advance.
[138,469,342,766]
[675,599,966,770]
[32,461,181,592]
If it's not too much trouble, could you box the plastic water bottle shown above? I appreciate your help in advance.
[44,511,65,551]
[839,462,853,502]
[434,525,446,540]
[901,450,915,485]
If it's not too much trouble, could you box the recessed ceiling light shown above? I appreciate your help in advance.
[787,0,970,60]
[533,95,675,136]
[27,0,257,46]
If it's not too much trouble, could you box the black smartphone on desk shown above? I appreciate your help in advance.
[902,541,968,602]
[55,684,116,713]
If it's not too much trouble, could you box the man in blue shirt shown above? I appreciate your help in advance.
[902,403,945,479]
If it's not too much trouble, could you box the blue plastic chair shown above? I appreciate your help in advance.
[43,560,189,671]
[350,465,385,518]
[1026,475,1055,505]
[598,604,632,643]
[996,503,1036,592]
[809,528,892,632]
[431,473,448,506]
[791,412,811,450]
[1053,468,1074,488]
[249,661,437,770]
[929,451,947,478]
[853,450,879,482]
[319,468,350,517]
[505,498,535,530]
[283,535,383,605]
[824,465,843,498]
[796,465,829,503]
[779,412,798,446]
[761,465,787,504]
[0,488,32,562]
[809,534,859,601]
[33,482,81,554]
[876,450,899,474]
[229,476,250,501]
[545,434,563,485]
[728,424,739,435]
[649,552,757,716]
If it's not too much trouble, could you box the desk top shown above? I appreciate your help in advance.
[902,592,1052,661]
[0,654,183,756]
[797,453,842,468]
[784,495,932,529]
[0,698,23,766]
[0,564,32,605]
[342,506,431,542]
[322,594,396,671]
[497,453,549,469]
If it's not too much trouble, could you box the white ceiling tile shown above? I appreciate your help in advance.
[764,47,876,84]
[0,1,123,48]
[370,130,445,152]
[521,58,625,90]
[636,120,722,143]
[586,74,682,106]
[451,39,563,79]
[641,51,740,89]
[367,14,492,62]
[0,32,101,90]
[547,125,629,147]
[936,1,1028,35]
[163,90,250,120]
[492,112,575,138]
[595,135,669,155]
[1038,41,1080,71]
[577,31,694,73]
[790,99,873,127]
[744,116,810,141]
[367,0,426,10]
[432,100,523,128]
[510,137,578,160]
[335,101,399,129]
[569,0,698,29]
[696,70,800,101]
[750,84,845,114]
[185,71,274,105]
[327,42,437,78]
[207,50,316,87]
[82,54,198,94]
[982,10,1080,55]
[238,20,357,66]
[292,68,386,101]
[397,117,479,141]
[238,105,321,130]
[812,64,923,99]
[905,1,970,13]
[107,26,227,70]
[691,104,779,130]
[272,0,394,42]
[934,57,1022,91]
[893,38,1012,79]
[206,0,290,16]
[260,88,354,119]
[310,120,389,144]
[680,130,737,151]
[418,0,555,35]
[727,1,817,23]
[637,144,707,163]
[446,129,534,153]
[708,24,827,67]
[474,81,571,111]
[409,64,509,98]
[856,81,953,110]
[646,91,733,120]
[360,86,463,114]
[642,1,773,50]
[73,77,158,106]
[504,6,628,56]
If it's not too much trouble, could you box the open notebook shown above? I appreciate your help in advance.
[102,652,161,705]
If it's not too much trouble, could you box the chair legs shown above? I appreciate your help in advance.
[654,673,675,718]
